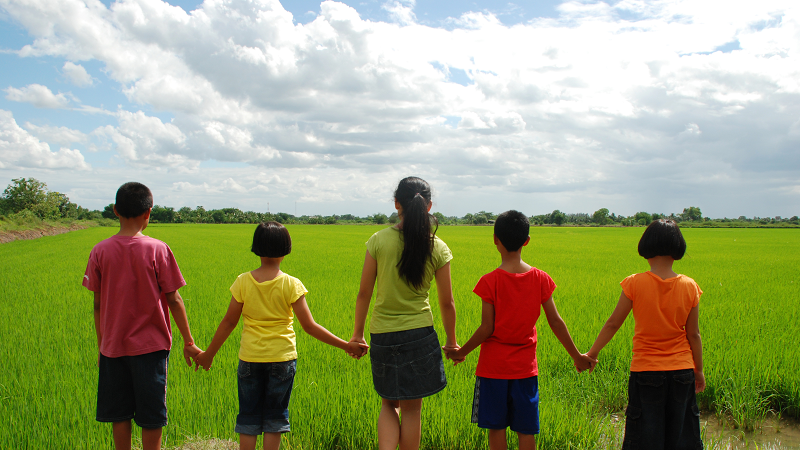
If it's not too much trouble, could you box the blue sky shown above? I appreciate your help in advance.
[1,0,798,218]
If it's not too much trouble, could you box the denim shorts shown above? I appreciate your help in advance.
[623,369,703,450]
[369,326,447,400]
[235,359,297,435]
[471,376,540,435]
[96,350,169,428]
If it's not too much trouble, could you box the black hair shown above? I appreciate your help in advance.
[638,219,687,260]
[494,210,530,252]
[251,222,292,258]
[115,182,153,218]
[395,176,438,289]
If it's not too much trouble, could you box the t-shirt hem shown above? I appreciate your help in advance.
[239,352,298,363]
[630,363,696,372]
[475,370,538,380]
[101,343,171,358]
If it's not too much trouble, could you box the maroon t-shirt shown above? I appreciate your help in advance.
[473,267,555,379]
[83,234,186,358]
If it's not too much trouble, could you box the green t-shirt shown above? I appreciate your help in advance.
[366,226,453,334]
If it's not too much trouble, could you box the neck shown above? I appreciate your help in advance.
[498,250,531,274]
[647,256,677,279]
[117,217,148,237]
[251,256,284,282]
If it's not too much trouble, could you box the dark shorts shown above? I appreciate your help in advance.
[97,349,169,429]
[471,376,540,435]
[369,326,447,400]
[623,369,703,450]
[235,359,297,436]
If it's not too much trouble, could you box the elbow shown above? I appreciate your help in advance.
[687,330,702,342]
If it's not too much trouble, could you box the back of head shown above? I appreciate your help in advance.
[638,219,686,260]
[494,210,530,252]
[252,222,292,258]
[115,182,153,218]
[394,176,438,289]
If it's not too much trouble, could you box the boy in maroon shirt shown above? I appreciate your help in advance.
[445,210,595,450]
[83,182,201,450]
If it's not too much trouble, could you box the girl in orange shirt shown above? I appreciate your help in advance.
[587,219,704,450]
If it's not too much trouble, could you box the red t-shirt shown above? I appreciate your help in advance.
[473,267,556,379]
[83,235,186,358]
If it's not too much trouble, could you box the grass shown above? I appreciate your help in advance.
[0,225,798,448]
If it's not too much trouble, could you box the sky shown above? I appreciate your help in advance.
[0,0,798,218]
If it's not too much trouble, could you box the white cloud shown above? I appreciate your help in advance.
[23,123,88,146]
[62,61,93,87]
[4,84,70,108]
[0,110,89,170]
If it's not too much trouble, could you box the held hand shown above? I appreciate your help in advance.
[574,353,598,373]
[194,351,214,372]
[694,370,706,393]
[442,345,465,366]
[183,343,202,367]
[346,340,369,359]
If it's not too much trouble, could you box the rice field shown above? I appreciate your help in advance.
[0,225,798,449]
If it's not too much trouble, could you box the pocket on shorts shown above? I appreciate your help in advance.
[622,405,642,450]
[238,361,251,378]
[271,360,297,381]
[671,371,696,404]
[635,373,666,405]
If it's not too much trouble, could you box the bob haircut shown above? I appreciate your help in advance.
[494,210,530,252]
[251,222,292,258]
[638,219,686,260]
[115,182,153,219]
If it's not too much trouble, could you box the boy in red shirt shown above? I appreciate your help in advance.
[445,210,595,450]
[83,182,201,450]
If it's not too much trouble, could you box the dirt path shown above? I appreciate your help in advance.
[0,223,90,244]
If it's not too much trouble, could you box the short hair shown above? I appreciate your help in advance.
[638,219,687,260]
[252,222,292,258]
[115,182,153,218]
[494,210,530,252]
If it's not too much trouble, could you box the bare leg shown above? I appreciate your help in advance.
[398,399,423,450]
[141,427,163,450]
[517,432,536,450]
[263,432,281,450]
[112,421,132,450]
[488,429,507,450]
[378,398,401,450]
[240,433,257,450]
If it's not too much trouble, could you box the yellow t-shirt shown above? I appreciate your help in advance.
[366,227,453,334]
[230,272,308,362]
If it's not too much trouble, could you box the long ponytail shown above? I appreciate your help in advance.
[395,177,439,289]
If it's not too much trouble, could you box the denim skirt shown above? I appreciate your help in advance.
[369,326,447,400]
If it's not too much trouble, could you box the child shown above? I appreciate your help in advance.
[586,219,704,449]
[349,176,459,450]
[83,182,201,450]
[194,222,367,450]
[445,210,594,450]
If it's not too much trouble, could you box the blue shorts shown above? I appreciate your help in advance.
[235,359,297,436]
[96,350,169,429]
[471,376,540,435]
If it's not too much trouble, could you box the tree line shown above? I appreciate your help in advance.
[2,178,798,227]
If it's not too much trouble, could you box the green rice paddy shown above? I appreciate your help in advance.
[1,225,798,449]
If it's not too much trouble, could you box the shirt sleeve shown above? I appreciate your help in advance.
[432,237,453,271]
[539,270,556,304]
[472,272,495,304]
[82,248,101,292]
[230,274,244,303]
[620,274,636,301]
[691,281,703,307]
[365,232,379,259]
[288,277,309,304]
[156,243,187,294]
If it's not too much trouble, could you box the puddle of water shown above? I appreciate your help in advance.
[701,413,800,449]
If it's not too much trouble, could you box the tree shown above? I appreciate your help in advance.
[681,206,702,222]
[151,205,176,223]
[432,212,445,225]
[388,212,399,224]
[549,210,566,226]
[592,208,610,225]
[371,213,388,224]
[634,211,652,226]
[102,203,117,220]
[2,178,48,214]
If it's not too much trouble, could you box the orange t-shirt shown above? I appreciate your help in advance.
[621,272,702,372]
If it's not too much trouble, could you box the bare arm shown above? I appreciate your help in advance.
[435,262,458,349]
[587,291,632,362]
[294,296,367,357]
[165,290,201,366]
[351,251,377,345]
[194,296,242,371]
[542,297,594,372]
[93,291,102,365]
[685,305,705,393]
[446,300,494,364]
